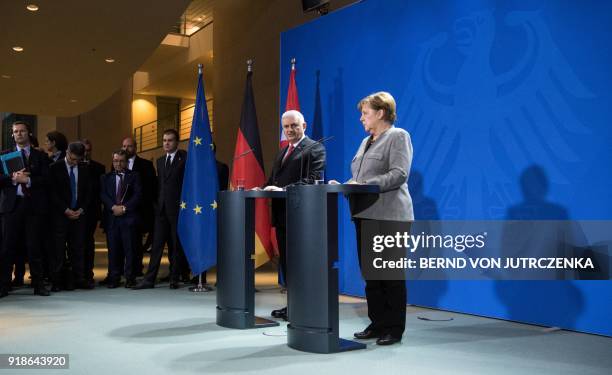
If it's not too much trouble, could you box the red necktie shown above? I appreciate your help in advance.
[282,144,295,164]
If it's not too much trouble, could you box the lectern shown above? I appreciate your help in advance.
[216,190,285,329]
[285,184,379,353]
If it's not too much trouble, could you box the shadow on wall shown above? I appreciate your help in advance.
[495,164,584,328]
[407,170,448,308]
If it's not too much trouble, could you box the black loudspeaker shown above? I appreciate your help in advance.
[302,0,330,13]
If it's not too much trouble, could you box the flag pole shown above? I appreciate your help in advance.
[189,61,214,293]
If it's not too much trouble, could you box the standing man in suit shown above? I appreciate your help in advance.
[263,110,326,320]
[100,150,142,288]
[0,121,51,298]
[121,137,157,277]
[133,129,188,290]
[48,142,93,291]
[82,139,106,287]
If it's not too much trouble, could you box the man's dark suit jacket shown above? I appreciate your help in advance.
[100,170,142,228]
[0,147,50,215]
[131,156,156,231]
[85,159,106,226]
[48,160,93,215]
[216,160,229,191]
[265,136,326,226]
[155,150,187,217]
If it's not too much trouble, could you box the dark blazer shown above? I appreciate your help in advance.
[155,149,187,217]
[48,159,93,215]
[0,147,50,214]
[216,159,229,191]
[266,136,326,188]
[100,170,142,228]
[85,159,106,224]
[131,155,157,230]
[265,136,326,226]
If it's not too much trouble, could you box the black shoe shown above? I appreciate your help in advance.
[51,284,62,292]
[169,281,180,289]
[132,280,154,290]
[0,287,8,298]
[33,284,50,296]
[11,278,24,287]
[354,329,381,340]
[125,279,137,288]
[376,334,401,346]
[75,280,93,290]
[107,280,121,289]
[99,277,109,286]
[271,307,287,319]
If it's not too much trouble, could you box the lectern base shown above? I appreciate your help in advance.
[216,306,280,329]
[287,324,367,353]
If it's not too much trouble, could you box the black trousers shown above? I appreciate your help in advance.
[51,215,87,284]
[143,212,188,283]
[355,218,409,338]
[106,217,138,281]
[83,219,98,282]
[0,198,45,287]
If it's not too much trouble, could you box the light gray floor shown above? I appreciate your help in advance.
[1,280,611,375]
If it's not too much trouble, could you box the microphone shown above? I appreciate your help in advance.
[294,135,333,186]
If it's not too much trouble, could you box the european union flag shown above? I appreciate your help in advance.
[178,65,219,275]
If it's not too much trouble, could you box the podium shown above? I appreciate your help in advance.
[216,190,285,329]
[285,184,379,353]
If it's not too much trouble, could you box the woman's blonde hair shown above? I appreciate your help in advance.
[357,91,397,123]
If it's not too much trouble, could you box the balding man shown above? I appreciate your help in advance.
[121,137,157,278]
[264,110,326,320]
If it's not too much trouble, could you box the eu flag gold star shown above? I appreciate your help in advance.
[210,200,218,210]
[180,201,187,210]
[193,205,202,214]
[194,136,202,146]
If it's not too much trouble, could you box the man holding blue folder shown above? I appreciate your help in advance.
[0,121,51,298]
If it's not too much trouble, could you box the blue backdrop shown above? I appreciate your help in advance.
[280,0,612,336]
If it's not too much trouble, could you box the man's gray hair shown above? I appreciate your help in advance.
[282,110,305,125]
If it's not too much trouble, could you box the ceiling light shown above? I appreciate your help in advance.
[69,99,77,103]
[196,17,203,21]
[105,57,115,63]
[26,4,39,12]
[12,46,24,52]
[1,74,11,79]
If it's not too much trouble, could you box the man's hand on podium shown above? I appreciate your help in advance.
[328,179,361,185]
[263,185,283,191]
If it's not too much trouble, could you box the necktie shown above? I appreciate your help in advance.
[70,166,77,208]
[19,149,30,196]
[282,144,295,164]
[165,155,171,176]
[116,173,125,204]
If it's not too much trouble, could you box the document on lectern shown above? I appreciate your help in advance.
[0,151,25,175]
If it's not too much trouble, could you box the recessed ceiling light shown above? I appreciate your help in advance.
[26,4,39,11]
[105,57,115,63]
[196,17,203,21]
[69,99,77,103]
[12,46,24,52]
[1,74,11,79]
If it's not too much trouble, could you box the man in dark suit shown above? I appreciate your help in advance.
[48,142,93,291]
[121,137,157,277]
[263,110,326,320]
[0,121,51,298]
[133,128,188,290]
[100,150,142,288]
[82,139,106,287]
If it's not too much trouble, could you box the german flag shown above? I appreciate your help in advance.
[231,68,274,266]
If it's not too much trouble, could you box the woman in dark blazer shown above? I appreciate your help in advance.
[347,91,414,346]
